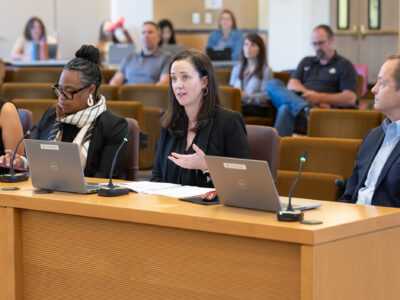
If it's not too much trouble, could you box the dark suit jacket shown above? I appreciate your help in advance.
[151,108,250,187]
[35,107,128,179]
[340,125,400,207]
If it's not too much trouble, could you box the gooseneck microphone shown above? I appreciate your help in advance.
[277,150,307,222]
[0,125,37,183]
[98,131,131,197]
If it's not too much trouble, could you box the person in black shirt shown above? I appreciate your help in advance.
[151,50,250,187]
[267,24,358,136]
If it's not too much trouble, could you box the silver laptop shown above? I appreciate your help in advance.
[24,139,99,194]
[161,44,186,54]
[108,43,135,64]
[205,156,321,212]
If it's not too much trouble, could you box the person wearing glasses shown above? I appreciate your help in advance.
[1,45,128,179]
[266,24,358,136]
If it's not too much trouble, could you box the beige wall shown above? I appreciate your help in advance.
[154,0,259,29]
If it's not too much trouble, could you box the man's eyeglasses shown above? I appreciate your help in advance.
[312,40,327,47]
[52,83,90,100]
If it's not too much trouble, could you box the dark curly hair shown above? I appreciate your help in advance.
[64,45,102,102]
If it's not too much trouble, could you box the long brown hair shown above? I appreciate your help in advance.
[239,34,266,81]
[161,50,220,136]
[219,9,237,30]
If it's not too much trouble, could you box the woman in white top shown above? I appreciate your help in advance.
[11,16,56,60]
[229,33,274,117]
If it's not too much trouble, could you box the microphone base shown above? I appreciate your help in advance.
[97,185,130,197]
[0,172,30,183]
[277,210,304,222]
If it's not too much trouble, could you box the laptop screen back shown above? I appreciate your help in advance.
[24,139,89,193]
[205,156,283,212]
[108,44,135,64]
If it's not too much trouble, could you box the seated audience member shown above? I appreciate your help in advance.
[11,16,57,60]
[109,21,170,86]
[267,24,358,136]
[206,9,243,61]
[95,19,134,62]
[0,99,24,158]
[151,50,250,187]
[1,45,128,179]
[158,19,176,46]
[341,55,400,207]
[229,33,273,117]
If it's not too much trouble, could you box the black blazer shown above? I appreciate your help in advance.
[151,108,250,187]
[35,107,128,179]
[340,125,400,207]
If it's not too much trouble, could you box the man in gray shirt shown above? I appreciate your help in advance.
[110,21,170,86]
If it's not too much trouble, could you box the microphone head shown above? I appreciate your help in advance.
[26,125,37,135]
[300,150,308,162]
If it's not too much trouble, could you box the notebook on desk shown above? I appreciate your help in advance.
[205,156,321,212]
[24,139,99,194]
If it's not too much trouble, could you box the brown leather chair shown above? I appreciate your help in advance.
[307,108,382,139]
[276,136,361,201]
[357,74,364,100]
[219,86,242,113]
[18,108,34,138]
[215,68,231,86]
[142,107,163,169]
[242,71,291,126]
[2,83,56,100]
[4,69,15,82]
[272,71,291,85]
[14,67,62,83]
[246,125,279,180]
[119,84,169,109]
[98,84,119,100]
[124,118,140,181]
[13,99,57,125]
[101,68,117,83]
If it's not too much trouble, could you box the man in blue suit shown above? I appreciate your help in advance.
[341,55,400,207]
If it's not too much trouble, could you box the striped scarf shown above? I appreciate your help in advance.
[48,96,106,167]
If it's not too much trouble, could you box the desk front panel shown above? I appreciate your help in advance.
[19,209,300,300]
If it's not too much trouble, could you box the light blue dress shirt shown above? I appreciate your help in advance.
[229,63,273,107]
[357,118,400,205]
[206,29,243,60]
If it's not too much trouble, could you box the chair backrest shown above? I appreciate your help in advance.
[101,68,117,83]
[18,108,34,138]
[106,101,145,131]
[307,108,382,139]
[218,86,242,113]
[124,118,140,181]
[13,99,58,125]
[279,136,361,178]
[119,84,169,109]
[214,68,231,85]
[356,74,364,100]
[14,67,62,83]
[2,83,56,100]
[245,125,279,180]
[98,84,119,100]
[354,63,368,97]
[273,71,291,85]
